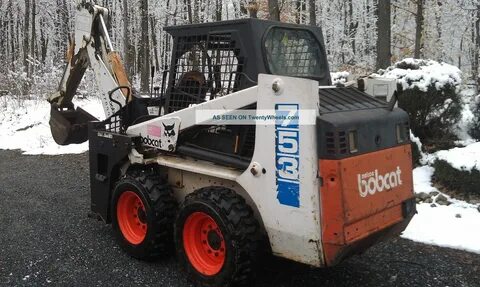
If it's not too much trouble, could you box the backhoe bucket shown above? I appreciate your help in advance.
[49,105,98,145]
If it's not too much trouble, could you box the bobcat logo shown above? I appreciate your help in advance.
[163,123,176,138]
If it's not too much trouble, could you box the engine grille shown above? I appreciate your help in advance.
[325,131,347,155]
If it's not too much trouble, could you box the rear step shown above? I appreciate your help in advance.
[49,104,98,145]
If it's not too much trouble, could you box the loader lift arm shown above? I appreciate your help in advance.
[48,1,130,145]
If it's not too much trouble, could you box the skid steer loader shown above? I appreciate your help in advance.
[48,1,416,286]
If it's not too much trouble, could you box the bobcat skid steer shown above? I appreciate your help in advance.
[48,1,416,286]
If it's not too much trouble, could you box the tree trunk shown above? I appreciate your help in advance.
[163,0,172,69]
[193,0,199,23]
[150,16,160,71]
[123,0,134,77]
[239,0,247,16]
[185,0,193,23]
[414,0,424,59]
[8,0,15,70]
[268,0,280,21]
[139,0,150,94]
[23,0,30,72]
[247,1,258,18]
[215,0,222,21]
[348,0,357,56]
[375,0,391,70]
[309,0,316,26]
[30,0,36,74]
[474,5,480,86]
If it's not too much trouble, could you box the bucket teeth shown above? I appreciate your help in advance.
[49,105,98,145]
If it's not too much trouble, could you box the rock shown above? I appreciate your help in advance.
[416,192,431,201]
[437,200,451,206]
[455,214,462,218]
[477,206,480,213]
[425,198,433,203]
[436,194,448,201]
[430,203,437,208]
[436,194,451,206]
[416,197,422,204]
[431,191,439,196]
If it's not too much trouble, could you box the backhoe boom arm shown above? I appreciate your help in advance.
[48,0,130,145]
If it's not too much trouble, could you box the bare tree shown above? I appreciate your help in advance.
[139,0,150,93]
[414,0,424,59]
[309,0,316,26]
[268,0,280,21]
[215,0,222,21]
[348,0,358,56]
[150,16,160,71]
[376,0,391,70]
[247,1,258,18]
[123,0,133,77]
[30,0,36,74]
[23,0,31,71]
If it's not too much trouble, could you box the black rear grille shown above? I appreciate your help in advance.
[338,131,347,154]
[325,131,347,155]
[319,87,387,114]
[326,132,335,154]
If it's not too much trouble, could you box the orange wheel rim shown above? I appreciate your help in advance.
[117,191,147,245]
[183,212,226,276]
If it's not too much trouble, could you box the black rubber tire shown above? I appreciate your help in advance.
[111,167,177,260]
[175,187,262,287]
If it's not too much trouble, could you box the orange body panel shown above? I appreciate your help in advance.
[319,144,415,266]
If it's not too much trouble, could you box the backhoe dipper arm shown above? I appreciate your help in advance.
[48,1,130,145]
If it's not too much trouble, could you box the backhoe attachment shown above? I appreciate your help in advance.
[48,1,128,145]
[50,104,98,145]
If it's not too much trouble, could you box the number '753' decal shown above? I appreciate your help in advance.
[275,104,300,208]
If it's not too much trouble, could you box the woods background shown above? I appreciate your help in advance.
[0,0,478,95]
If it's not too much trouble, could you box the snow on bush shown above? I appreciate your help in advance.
[435,142,480,172]
[377,58,462,92]
[467,90,480,141]
[330,71,350,85]
[375,58,463,147]
[410,131,426,165]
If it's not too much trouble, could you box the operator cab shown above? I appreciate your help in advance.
[159,19,332,166]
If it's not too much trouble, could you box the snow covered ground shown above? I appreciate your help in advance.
[0,96,104,155]
[402,166,480,254]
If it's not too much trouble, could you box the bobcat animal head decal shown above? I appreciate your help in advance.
[163,123,176,138]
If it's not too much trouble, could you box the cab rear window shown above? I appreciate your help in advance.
[264,27,323,78]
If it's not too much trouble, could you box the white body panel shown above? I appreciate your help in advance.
[130,75,324,266]
[237,75,322,266]
[363,77,397,103]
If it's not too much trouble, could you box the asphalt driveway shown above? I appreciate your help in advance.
[0,150,479,287]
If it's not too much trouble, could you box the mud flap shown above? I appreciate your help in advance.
[49,105,98,145]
